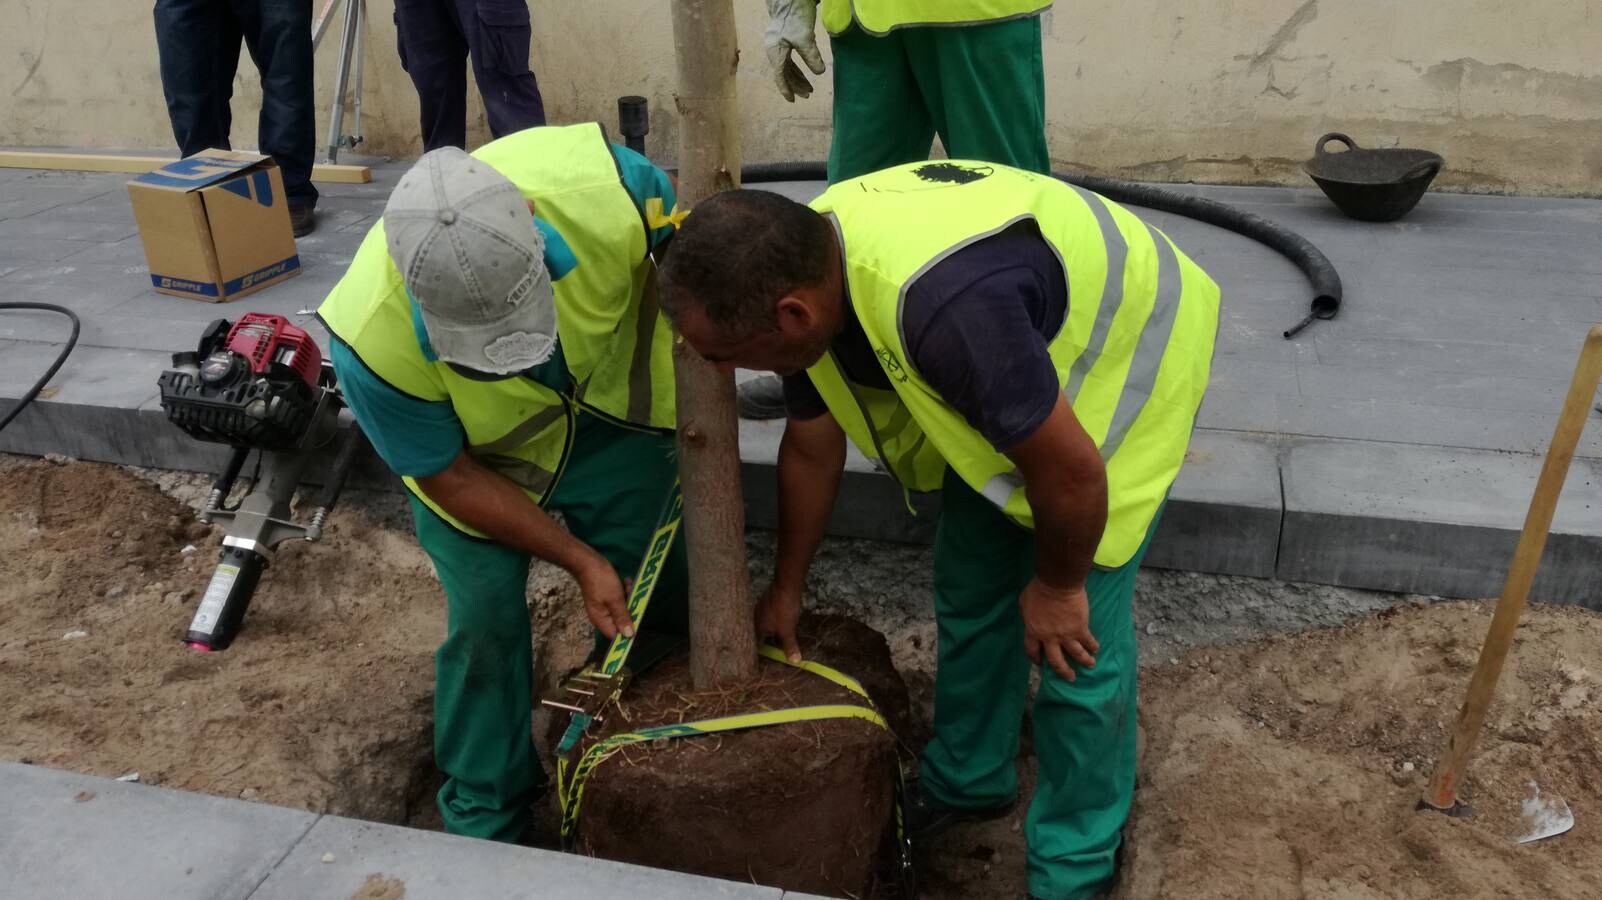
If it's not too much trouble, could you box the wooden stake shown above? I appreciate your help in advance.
[669,0,758,689]
[1422,325,1602,811]
[0,151,372,184]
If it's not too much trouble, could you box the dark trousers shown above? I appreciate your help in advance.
[393,0,546,151]
[152,0,319,208]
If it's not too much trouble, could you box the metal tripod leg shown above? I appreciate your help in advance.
[323,0,363,164]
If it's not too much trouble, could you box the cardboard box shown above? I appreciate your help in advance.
[128,151,301,302]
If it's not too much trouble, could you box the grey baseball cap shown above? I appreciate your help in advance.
[384,147,557,374]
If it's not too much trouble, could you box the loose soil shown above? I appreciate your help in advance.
[1119,601,1602,899]
[0,458,442,823]
[7,458,1601,899]
[577,614,904,898]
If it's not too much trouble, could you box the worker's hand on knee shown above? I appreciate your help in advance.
[1020,576,1099,682]
[755,580,804,662]
[576,556,634,640]
[764,0,825,102]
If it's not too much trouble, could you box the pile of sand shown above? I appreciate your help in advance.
[0,459,442,823]
[1121,601,1602,899]
[6,459,1599,898]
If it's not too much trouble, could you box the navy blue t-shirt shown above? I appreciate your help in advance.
[784,221,1067,453]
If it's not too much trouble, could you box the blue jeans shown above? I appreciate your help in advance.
[393,0,546,151]
[153,0,319,208]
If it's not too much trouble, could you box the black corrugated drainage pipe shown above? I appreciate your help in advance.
[739,162,1342,339]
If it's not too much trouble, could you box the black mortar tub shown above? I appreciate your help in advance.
[1303,132,1444,222]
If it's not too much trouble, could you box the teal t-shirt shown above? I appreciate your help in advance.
[330,144,676,479]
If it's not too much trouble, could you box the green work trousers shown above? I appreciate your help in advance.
[408,412,688,842]
[827,15,1050,183]
[920,469,1151,900]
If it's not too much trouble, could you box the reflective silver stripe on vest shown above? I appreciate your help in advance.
[627,261,662,424]
[471,403,567,457]
[1099,223,1183,461]
[980,223,1184,510]
[981,471,1022,507]
[1062,187,1127,403]
[479,455,557,498]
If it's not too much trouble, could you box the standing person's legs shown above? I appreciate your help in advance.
[394,0,471,150]
[233,0,320,210]
[825,25,936,183]
[154,0,241,156]
[547,413,689,647]
[1024,513,1153,900]
[919,468,1035,810]
[903,16,1050,174]
[409,495,546,843]
[457,0,546,139]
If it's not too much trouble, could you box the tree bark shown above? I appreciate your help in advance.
[669,0,757,689]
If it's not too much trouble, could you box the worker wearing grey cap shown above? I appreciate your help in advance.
[318,123,683,844]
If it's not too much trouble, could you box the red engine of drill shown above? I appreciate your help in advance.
[225,313,322,389]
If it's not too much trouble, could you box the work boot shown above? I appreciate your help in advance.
[289,204,317,237]
[736,374,787,420]
[904,778,1015,840]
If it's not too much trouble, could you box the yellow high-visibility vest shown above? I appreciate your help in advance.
[820,0,1052,36]
[318,123,675,535]
[807,160,1219,567]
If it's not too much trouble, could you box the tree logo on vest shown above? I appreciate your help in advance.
[912,162,993,185]
[876,347,910,383]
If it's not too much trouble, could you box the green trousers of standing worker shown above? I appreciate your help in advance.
[828,15,1050,182]
[408,412,689,843]
[921,469,1151,900]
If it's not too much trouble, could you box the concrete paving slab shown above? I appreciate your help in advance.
[1195,388,1280,433]
[1295,362,1574,415]
[0,191,107,221]
[25,196,138,223]
[0,237,103,262]
[0,341,163,407]
[0,275,152,311]
[1312,333,1592,382]
[1278,439,1602,603]
[1,260,152,289]
[4,173,1602,599]
[338,214,378,233]
[64,235,150,264]
[251,814,783,900]
[0,217,139,242]
[1144,431,1283,578]
[0,762,317,900]
[105,278,333,324]
[0,298,206,352]
[1274,393,1602,459]
[1206,356,1299,397]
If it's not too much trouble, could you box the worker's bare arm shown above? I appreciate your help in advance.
[756,411,847,660]
[1005,395,1109,682]
[416,449,634,638]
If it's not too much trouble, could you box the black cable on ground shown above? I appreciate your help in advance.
[739,162,1342,339]
[0,302,81,434]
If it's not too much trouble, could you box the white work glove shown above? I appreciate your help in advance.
[765,0,826,102]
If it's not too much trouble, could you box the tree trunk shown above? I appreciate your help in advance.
[669,0,757,689]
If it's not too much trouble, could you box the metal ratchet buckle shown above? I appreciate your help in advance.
[541,667,632,722]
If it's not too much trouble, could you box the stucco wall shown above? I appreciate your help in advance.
[5,1,1601,195]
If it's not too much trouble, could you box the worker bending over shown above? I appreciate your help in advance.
[743,0,1053,418]
[661,161,1219,900]
[319,124,684,843]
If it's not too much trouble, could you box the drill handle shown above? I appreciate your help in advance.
[202,446,251,522]
[305,426,366,540]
